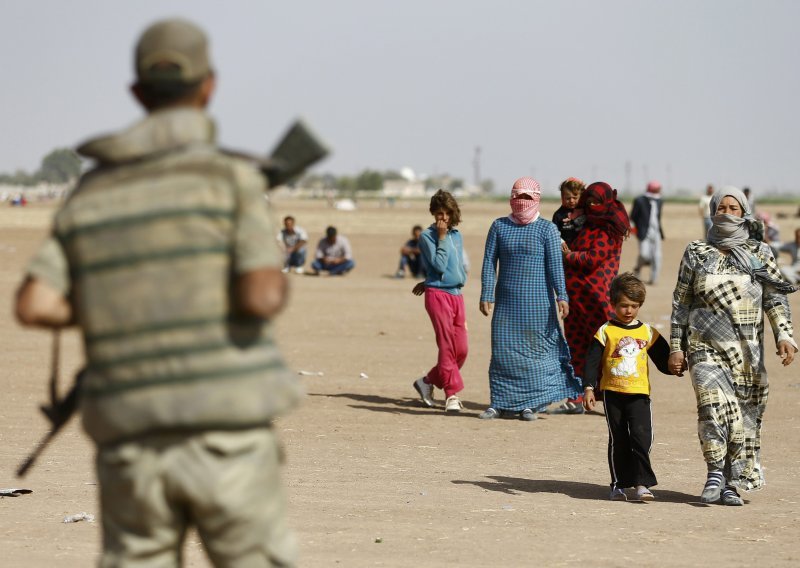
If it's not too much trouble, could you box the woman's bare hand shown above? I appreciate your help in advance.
[777,340,796,366]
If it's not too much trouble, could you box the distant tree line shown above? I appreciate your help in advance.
[0,148,82,186]
[2,150,493,194]
[298,169,467,193]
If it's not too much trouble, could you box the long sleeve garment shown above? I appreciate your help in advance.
[479,217,580,411]
[562,226,623,381]
[419,225,466,294]
[583,320,671,392]
[670,239,796,491]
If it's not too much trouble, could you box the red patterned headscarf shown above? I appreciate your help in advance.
[579,181,630,239]
[508,177,541,225]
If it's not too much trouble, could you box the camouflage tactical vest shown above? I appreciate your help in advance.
[35,108,302,444]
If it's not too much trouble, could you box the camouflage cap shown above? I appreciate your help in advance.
[135,18,212,84]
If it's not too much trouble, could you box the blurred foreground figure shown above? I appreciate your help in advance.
[15,18,302,567]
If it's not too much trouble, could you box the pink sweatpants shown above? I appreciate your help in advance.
[424,288,468,398]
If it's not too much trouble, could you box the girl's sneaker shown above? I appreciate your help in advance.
[413,378,434,407]
[635,486,654,501]
[445,395,463,412]
[609,488,627,501]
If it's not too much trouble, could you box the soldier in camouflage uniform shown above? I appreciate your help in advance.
[15,18,302,567]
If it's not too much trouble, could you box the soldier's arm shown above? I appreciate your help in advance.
[230,161,290,320]
[235,268,288,319]
[17,234,73,328]
[15,277,73,328]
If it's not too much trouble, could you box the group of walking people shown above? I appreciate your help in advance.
[411,180,797,505]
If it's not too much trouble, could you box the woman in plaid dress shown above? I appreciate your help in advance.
[478,177,581,420]
[669,187,797,506]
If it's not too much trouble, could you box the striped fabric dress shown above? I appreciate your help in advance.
[480,216,582,411]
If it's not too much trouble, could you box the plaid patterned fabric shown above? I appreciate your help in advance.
[671,239,795,490]
[480,217,581,411]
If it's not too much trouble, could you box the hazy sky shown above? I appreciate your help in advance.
[3,0,799,195]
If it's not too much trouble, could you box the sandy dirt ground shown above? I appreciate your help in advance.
[2,197,800,567]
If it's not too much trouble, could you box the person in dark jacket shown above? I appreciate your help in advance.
[630,181,665,285]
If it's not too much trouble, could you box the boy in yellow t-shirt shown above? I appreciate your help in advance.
[583,273,680,501]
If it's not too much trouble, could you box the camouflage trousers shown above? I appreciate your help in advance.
[96,427,296,567]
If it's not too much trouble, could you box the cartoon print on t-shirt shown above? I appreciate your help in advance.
[610,336,648,378]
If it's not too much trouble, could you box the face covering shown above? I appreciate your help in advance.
[707,190,797,294]
[508,177,541,225]
[709,213,748,243]
[510,197,539,224]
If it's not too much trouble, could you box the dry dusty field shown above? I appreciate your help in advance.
[2,197,800,567]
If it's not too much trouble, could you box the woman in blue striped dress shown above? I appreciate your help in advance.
[479,177,582,420]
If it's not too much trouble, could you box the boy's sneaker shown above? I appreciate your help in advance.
[609,488,627,501]
[635,486,654,501]
[294,267,305,275]
[445,395,463,412]
[395,270,405,279]
[413,378,434,407]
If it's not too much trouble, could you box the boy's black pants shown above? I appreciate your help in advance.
[603,390,657,489]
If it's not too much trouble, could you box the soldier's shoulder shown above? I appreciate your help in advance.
[166,144,266,193]
[212,148,266,188]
